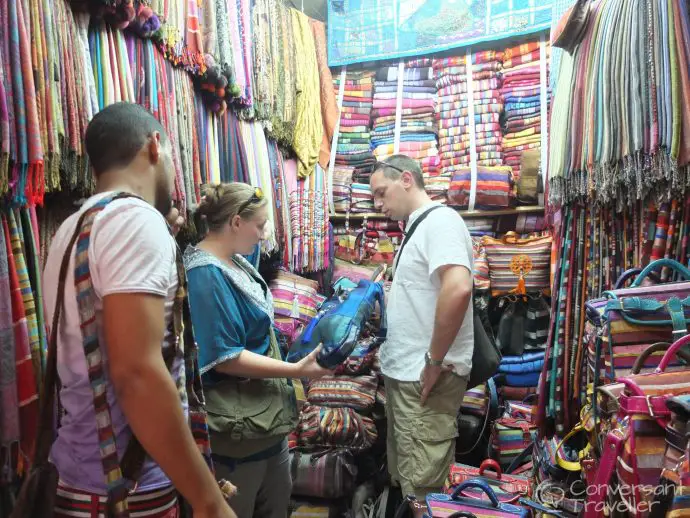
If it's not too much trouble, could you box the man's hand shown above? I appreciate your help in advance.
[419,363,452,406]
[166,207,185,236]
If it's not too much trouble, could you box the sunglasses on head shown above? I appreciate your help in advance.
[374,160,408,176]
[238,186,264,215]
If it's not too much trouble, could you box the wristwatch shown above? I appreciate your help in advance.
[424,351,444,367]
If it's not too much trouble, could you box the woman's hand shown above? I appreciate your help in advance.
[295,345,334,379]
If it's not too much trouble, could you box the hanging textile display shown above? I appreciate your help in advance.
[291,9,322,180]
[147,0,206,75]
[283,158,329,273]
[310,19,337,172]
[539,197,690,437]
[0,210,41,481]
[548,0,690,206]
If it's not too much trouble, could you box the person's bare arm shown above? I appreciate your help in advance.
[428,264,473,363]
[104,293,233,517]
[213,345,331,380]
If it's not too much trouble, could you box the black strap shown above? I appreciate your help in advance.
[393,205,444,274]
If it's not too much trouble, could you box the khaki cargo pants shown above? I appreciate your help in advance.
[383,372,467,501]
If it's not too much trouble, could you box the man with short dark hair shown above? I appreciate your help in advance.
[370,154,474,517]
[43,102,236,518]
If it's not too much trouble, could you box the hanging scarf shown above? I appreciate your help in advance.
[0,220,19,454]
[1,214,38,473]
[291,9,322,179]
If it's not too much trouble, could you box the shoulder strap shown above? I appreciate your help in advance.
[393,205,444,274]
[32,198,103,468]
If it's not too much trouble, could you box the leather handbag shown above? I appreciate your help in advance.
[425,480,529,518]
[585,334,690,518]
[649,394,690,517]
[584,259,690,387]
[443,459,531,504]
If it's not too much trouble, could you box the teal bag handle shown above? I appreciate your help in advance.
[631,259,690,287]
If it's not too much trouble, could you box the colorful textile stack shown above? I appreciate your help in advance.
[270,269,325,347]
[371,60,439,176]
[425,174,450,204]
[288,278,386,508]
[501,41,550,182]
[433,50,505,177]
[333,70,376,184]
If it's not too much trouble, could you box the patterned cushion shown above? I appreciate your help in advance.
[481,233,552,296]
[296,404,378,451]
[307,374,379,412]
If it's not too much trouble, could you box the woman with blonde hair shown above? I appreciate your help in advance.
[184,183,331,517]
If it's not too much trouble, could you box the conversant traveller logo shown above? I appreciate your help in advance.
[532,480,677,515]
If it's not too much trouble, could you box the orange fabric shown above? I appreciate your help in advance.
[310,20,338,169]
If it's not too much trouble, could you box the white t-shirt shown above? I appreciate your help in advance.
[42,192,182,493]
[380,202,474,382]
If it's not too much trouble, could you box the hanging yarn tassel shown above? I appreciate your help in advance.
[127,3,162,39]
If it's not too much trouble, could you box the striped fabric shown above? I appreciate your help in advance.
[349,183,374,213]
[306,374,379,413]
[73,198,132,516]
[460,383,487,416]
[332,166,353,213]
[270,269,325,322]
[615,371,690,517]
[448,166,513,209]
[296,404,378,452]
[290,451,357,499]
[54,483,178,518]
[481,234,552,296]
[493,415,538,469]
[585,281,690,382]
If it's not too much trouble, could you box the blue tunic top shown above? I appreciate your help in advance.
[183,246,275,386]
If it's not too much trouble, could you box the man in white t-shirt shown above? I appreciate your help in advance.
[370,155,474,517]
[42,102,235,518]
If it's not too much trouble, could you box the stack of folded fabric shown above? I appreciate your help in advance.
[465,218,496,238]
[288,281,386,510]
[501,41,550,182]
[433,50,505,176]
[333,70,376,183]
[425,174,451,203]
[370,60,439,176]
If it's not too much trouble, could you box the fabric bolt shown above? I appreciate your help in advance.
[433,51,507,194]
[500,39,550,182]
[369,60,439,177]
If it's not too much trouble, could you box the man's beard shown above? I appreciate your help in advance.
[154,178,173,217]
